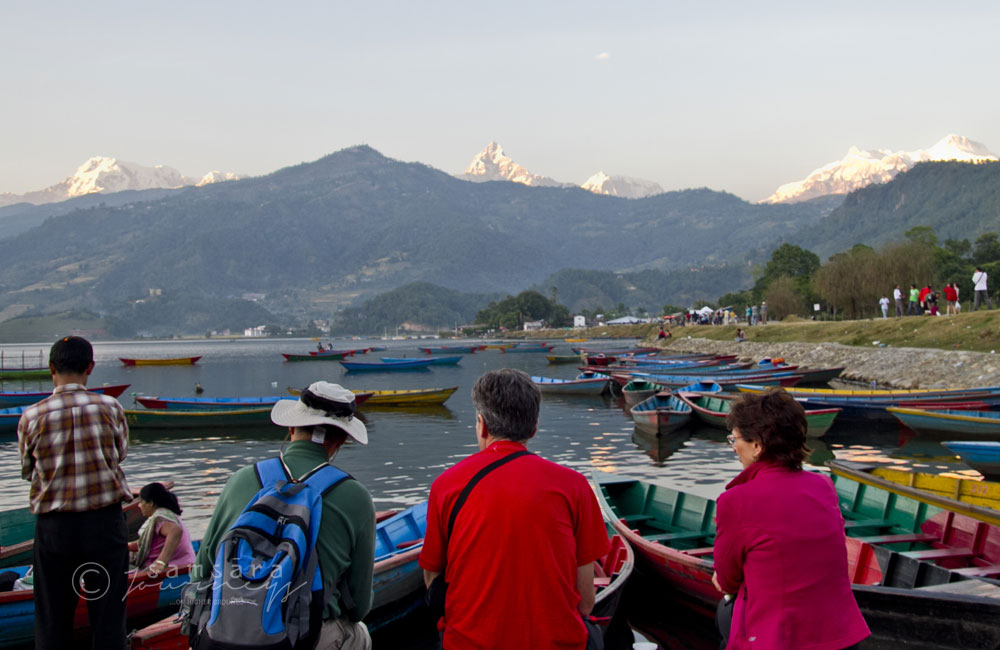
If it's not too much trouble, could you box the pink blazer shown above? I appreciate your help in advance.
[714,462,870,650]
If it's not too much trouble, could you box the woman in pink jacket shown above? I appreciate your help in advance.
[712,389,870,649]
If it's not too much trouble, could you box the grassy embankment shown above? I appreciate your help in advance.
[525,311,1000,353]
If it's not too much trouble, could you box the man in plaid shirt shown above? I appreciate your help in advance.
[18,336,131,650]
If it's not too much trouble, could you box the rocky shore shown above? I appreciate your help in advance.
[660,337,1000,389]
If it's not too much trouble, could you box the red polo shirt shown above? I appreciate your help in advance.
[419,440,610,649]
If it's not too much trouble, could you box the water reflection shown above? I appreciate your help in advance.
[631,428,691,466]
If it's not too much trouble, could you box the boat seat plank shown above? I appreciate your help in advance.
[681,547,715,557]
[623,514,655,524]
[647,530,712,543]
[843,518,894,530]
[856,532,938,545]
[901,547,977,561]
[952,564,1000,577]
[594,577,612,588]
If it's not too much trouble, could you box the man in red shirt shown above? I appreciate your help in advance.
[419,369,610,649]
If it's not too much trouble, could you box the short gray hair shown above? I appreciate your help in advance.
[471,368,541,442]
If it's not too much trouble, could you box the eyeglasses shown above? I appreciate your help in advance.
[726,434,742,446]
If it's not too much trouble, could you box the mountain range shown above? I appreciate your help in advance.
[0,156,240,208]
[762,134,998,204]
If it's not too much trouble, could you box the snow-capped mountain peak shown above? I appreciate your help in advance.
[0,157,242,208]
[763,134,998,204]
[581,171,663,199]
[461,142,566,187]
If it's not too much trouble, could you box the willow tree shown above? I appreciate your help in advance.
[763,275,806,320]
[814,245,881,319]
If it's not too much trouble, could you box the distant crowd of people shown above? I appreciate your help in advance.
[880,268,994,318]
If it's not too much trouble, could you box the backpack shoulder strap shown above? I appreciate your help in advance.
[254,457,289,488]
[447,450,532,538]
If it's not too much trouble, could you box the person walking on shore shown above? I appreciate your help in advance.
[879,295,890,319]
[893,285,904,317]
[973,267,993,311]
[17,336,131,650]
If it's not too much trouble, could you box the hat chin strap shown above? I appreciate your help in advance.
[278,436,334,481]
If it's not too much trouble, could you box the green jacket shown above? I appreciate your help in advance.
[193,440,375,621]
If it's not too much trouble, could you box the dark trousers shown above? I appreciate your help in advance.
[974,290,993,310]
[906,301,918,315]
[34,503,129,650]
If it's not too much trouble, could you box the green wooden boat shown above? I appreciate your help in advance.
[677,391,842,437]
[621,380,661,407]
[123,407,274,430]
[0,368,50,380]
[0,484,170,568]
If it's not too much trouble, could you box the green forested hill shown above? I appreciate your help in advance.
[793,161,1000,259]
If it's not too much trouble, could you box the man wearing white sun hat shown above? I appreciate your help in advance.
[192,382,376,650]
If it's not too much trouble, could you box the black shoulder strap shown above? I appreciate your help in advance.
[447,449,532,538]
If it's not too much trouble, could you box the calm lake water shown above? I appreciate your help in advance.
[0,337,975,648]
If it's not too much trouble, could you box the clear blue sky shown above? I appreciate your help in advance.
[2,0,997,201]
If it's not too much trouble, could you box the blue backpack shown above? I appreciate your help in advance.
[183,458,351,650]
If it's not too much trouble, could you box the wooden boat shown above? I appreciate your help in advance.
[418,345,483,354]
[530,375,610,396]
[593,471,1000,647]
[120,356,201,366]
[0,557,196,648]
[887,407,1000,437]
[943,441,1000,480]
[677,391,842,437]
[340,358,436,372]
[123,407,274,430]
[0,383,130,409]
[0,367,49,380]
[0,483,173,570]
[134,393,373,411]
[380,355,462,366]
[564,338,587,343]
[629,393,692,435]
[282,351,351,361]
[621,380,661,407]
[833,458,1000,512]
[0,407,27,438]
[633,372,801,390]
[499,345,553,354]
[828,459,1000,527]
[546,354,583,364]
[288,386,458,407]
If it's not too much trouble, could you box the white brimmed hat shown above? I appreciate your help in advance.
[271,381,368,445]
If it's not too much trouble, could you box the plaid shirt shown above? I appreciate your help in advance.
[17,383,131,514]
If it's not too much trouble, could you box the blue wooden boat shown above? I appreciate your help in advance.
[629,393,692,434]
[888,407,1000,437]
[943,441,1000,480]
[340,358,435,372]
[135,395,293,411]
[126,504,430,647]
[530,375,610,396]
[0,407,26,438]
[633,372,799,390]
[0,384,130,409]
[0,542,199,648]
[500,345,553,354]
[380,355,462,366]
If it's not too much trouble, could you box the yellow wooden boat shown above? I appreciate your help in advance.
[564,338,587,343]
[828,459,1000,526]
[120,356,201,366]
[288,386,457,407]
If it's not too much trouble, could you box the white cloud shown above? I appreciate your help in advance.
[595,52,610,60]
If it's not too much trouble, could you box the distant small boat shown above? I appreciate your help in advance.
[0,384,130,409]
[500,345,553,354]
[943,441,1000,481]
[530,375,610,396]
[282,351,350,361]
[381,356,462,366]
[564,338,587,343]
[546,354,582,364]
[341,358,435,372]
[134,393,373,411]
[419,345,483,354]
[629,393,692,434]
[120,356,201,367]
[0,367,49,380]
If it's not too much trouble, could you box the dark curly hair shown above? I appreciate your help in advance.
[725,388,810,470]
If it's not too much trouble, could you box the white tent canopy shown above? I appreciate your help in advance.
[607,316,643,325]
